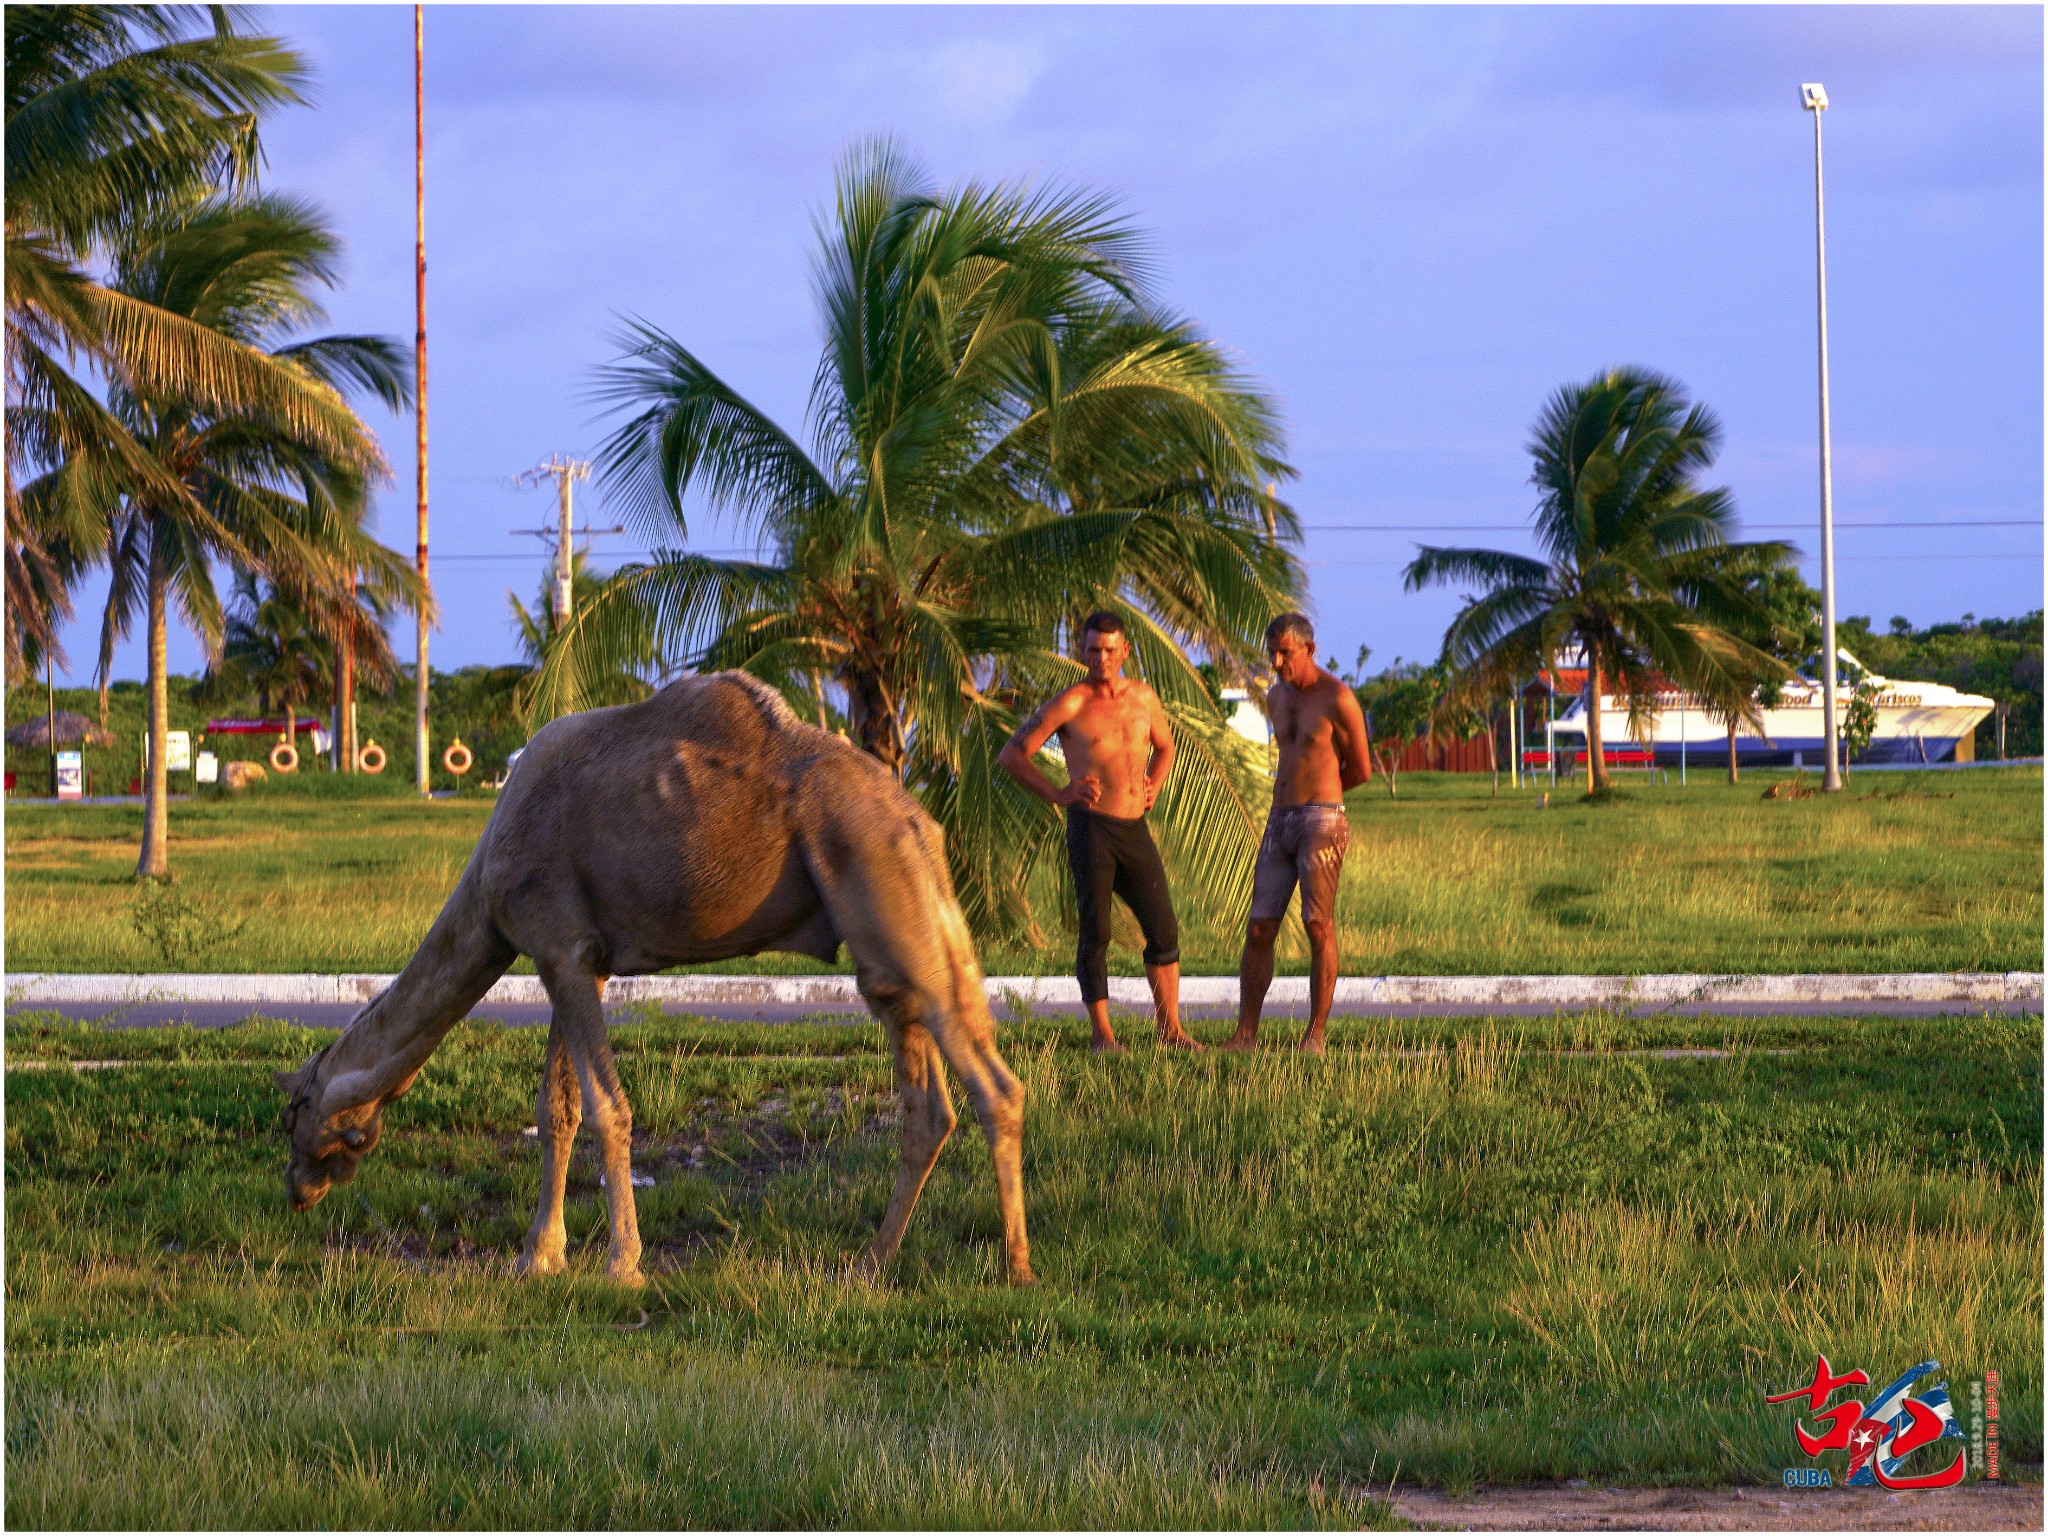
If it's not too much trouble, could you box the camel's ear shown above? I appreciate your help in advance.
[273,1069,298,1094]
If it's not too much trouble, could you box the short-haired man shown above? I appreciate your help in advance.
[1221,612,1373,1054]
[998,612,1201,1052]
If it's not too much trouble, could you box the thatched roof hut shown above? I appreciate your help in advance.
[7,711,116,749]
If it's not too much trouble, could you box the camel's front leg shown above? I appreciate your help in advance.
[861,1011,957,1278]
[538,962,644,1287]
[515,1024,580,1277]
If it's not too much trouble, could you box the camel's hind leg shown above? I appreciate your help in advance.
[859,1016,957,1277]
[534,960,644,1287]
[920,998,1032,1285]
[810,816,1032,1285]
[515,1023,581,1277]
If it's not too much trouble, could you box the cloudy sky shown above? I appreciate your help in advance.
[62,3,2043,685]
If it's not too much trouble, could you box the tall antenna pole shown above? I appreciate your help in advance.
[412,3,431,795]
[1803,82,1843,793]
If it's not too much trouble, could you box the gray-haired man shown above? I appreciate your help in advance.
[1221,612,1372,1054]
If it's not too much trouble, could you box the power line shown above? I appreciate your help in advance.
[1301,519,2039,532]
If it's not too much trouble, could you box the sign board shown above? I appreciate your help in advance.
[195,751,219,785]
[144,730,194,771]
[55,750,84,800]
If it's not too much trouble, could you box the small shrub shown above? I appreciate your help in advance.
[128,879,248,968]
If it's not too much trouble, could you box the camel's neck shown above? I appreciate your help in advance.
[315,863,515,1118]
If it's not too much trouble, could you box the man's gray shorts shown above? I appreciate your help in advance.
[1248,802,1351,925]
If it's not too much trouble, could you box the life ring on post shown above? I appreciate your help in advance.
[357,741,387,775]
[442,739,473,777]
[269,740,299,774]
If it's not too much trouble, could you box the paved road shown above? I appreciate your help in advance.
[10,997,2036,1030]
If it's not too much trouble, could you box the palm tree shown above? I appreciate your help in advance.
[507,550,660,713]
[5,5,319,682]
[542,141,1301,937]
[60,194,420,875]
[200,571,331,754]
[1405,368,1789,794]
[1685,553,1817,782]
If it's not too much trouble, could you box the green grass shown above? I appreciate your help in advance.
[5,1009,2037,1526]
[7,766,2041,975]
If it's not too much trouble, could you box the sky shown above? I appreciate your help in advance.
[57,3,2045,687]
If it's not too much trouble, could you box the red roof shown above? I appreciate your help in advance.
[204,718,318,735]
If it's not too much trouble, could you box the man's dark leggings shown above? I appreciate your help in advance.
[1066,805,1180,1005]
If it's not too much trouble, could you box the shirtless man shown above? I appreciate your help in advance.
[998,611,1201,1052]
[1221,612,1372,1055]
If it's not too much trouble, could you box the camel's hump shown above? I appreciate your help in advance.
[513,671,871,783]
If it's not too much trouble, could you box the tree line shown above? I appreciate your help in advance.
[6,6,425,876]
[16,7,1965,936]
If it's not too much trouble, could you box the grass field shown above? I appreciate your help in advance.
[6,766,2041,976]
[5,1008,2038,1527]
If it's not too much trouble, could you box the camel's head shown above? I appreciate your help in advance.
[275,1050,382,1210]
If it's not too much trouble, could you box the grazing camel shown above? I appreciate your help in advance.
[276,672,1032,1287]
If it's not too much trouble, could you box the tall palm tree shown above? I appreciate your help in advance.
[541,141,1301,937]
[5,5,321,682]
[1405,368,1789,793]
[57,194,420,875]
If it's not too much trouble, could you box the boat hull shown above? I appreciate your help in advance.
[1547,691,1993,768]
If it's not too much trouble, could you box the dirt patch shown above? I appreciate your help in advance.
[1385,1480,2041,1531]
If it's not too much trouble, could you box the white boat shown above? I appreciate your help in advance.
[1545,650,1993,767]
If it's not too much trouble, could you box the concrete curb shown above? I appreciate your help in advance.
[7,970,2041,1011]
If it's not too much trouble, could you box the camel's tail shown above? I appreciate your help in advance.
[317,859,518,1109]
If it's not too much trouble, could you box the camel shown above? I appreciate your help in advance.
[276,672,1032,1287]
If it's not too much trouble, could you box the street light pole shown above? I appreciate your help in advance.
[1803,81,1843,793]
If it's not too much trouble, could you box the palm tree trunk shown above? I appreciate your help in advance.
[1727,721,1740,783]
[1585,656,1608,793]
[843,667,904,772]
[137,528,170,879]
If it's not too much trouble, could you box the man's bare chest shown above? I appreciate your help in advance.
[1063,695,1149,755]
[1272,691,1335,749]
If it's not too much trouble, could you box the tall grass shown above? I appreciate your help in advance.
[6,768,2041,975]
[5,1011,2037,1525]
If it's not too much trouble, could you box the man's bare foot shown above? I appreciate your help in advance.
[1295,1029,1327,1055]
[1156,1026,1204,1051]
[1218,1027,1260,1051]
[1091,1032,1126,1054]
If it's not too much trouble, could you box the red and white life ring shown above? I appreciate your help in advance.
[441,739,473,776]
[268,740,299,774]
[357,741,387,775]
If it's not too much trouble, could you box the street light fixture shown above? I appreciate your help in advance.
[1802,80,1843,792]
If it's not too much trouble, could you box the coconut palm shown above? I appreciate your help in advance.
[5,4,321,682]
[1405,368,1790,793]
[200,570,331,754]
[1683,552,1817,782]
[507,550,660,713]
[56,194,420,875]
[540,141,1301,937]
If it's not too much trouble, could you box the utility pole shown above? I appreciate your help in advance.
[1803,82,1844,793]
[513,456,616,714]
[412,4,431,796]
